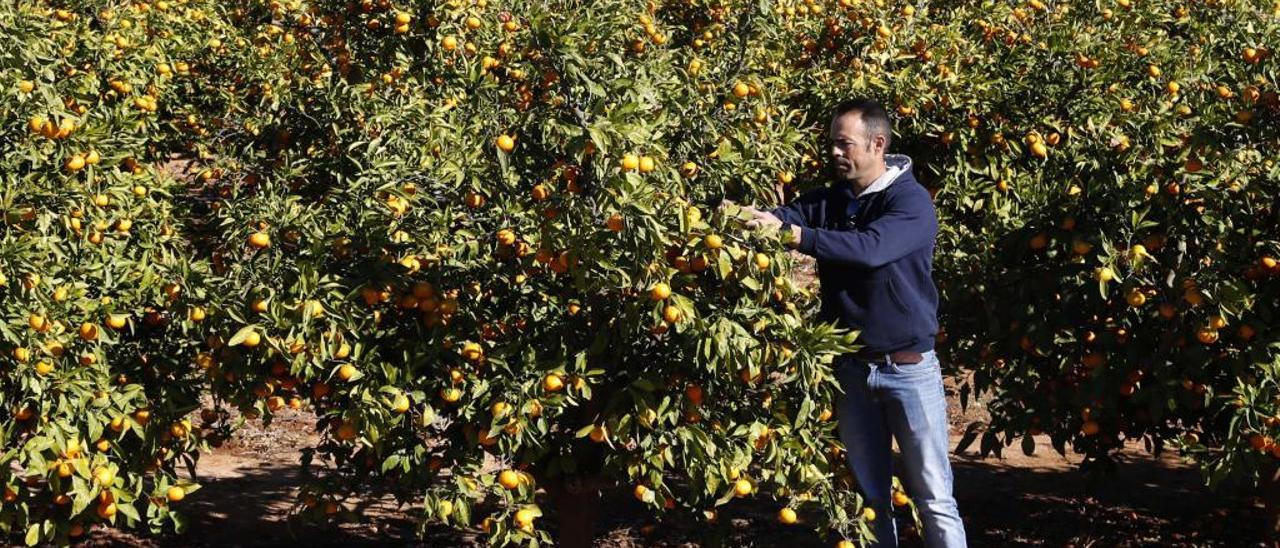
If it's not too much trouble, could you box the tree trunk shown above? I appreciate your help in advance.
[546,477,603,548]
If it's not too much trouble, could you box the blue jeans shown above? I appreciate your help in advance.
[835,350,967,548]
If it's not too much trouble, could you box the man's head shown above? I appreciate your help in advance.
[828,99,892,187]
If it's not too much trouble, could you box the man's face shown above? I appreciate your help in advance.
[828,112,885,184]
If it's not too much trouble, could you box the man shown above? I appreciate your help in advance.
[732,99,966,547]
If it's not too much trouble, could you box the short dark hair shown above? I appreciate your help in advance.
[831,98,893,151]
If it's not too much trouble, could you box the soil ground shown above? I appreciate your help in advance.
[78,377,1268,548]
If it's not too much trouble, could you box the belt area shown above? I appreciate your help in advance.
[852,350,925,365]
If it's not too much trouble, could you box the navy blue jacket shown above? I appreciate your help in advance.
[770,155,939,354]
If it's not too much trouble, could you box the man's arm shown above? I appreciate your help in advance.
[793,186,937,269]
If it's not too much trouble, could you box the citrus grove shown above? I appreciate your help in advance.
[1,0,1278,546]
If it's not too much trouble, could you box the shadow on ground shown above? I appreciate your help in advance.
[83,438,1266,548]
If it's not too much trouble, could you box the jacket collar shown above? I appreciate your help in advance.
[833,154,914,199]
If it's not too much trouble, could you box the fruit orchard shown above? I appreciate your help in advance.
[1,0,1277,546]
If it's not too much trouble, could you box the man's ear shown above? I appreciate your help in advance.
[874,133,887,154]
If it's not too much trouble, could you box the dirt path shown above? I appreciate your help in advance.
[80,402,1266,548]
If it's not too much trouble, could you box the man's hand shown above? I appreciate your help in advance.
[720,200,802,247]
[743,207,782,231]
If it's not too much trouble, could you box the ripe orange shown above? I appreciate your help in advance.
[633,484,650,501]
[1081,420,1101,436]
[97,502,117,519]
[589,425,608,443]
[861,507,876,521]
[893,491,911,507]
[620,153,639,171]
[79,323,99,341]
[704,234,723,250]
[650,283,671,301]
[606,213,625,232]
[1196,327,1219,344]
[335,363,357,381]
[496,134,516,152]
[167,486,185,502]
[778,507,798,524]
[662,305,683,324]
[753,253,770,269]
[542,373,564,392]
[498,470,521,490]
[733,478,752,497]
[685,384,704,406]
[732,81,750,98]
[248,231,271,249]
[638,156,655,173]
[514,508,537,529]
[65,154,87,171]
[440,387,462,403]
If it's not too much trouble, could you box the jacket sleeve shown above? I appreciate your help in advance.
[794,185,937,269]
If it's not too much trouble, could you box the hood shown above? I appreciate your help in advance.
[856,154,914,197]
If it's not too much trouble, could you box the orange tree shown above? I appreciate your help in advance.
[5,0,1280,545]
[0,1,225,544]
[757,0,1279,518]
[181,0,869,545]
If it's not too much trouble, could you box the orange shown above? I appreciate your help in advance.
[732,81,750,98]
[248,231,271,248]
[1081,420,1100,436]
[542,373,564,392]
[778,507,797,524]
[893,491,911,507]
[498,470,521,490]
[733,478,752,497]
[97,502,117,519]
[754,253,770,269]
[166,486,185,502]
[65,154,87,171]
[513,508,536,529]
[589,425,608,443]
[338,363,357,381]
[606,213,625,232]
[440,387,462,403]
[662,305,683,324]
[862,507,876,521]
[649,282,671,301]
[79,322,99,341]
[620,153,639,171]
[704,234,723,250]
[638,156,655,173]
[391,393,410,413]
[496,134,516,152]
